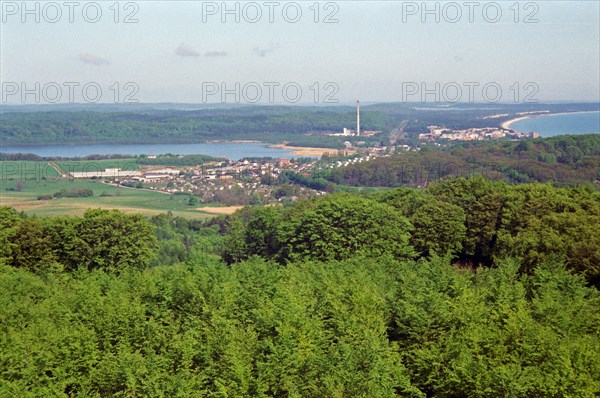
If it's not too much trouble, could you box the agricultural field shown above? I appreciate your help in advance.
[0,174,212,218]
[0,160,62,181]
[55,158,139,174]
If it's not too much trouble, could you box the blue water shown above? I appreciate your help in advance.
[0,142,294,160]
[508,111,600,137]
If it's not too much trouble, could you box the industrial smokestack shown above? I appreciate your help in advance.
[356,100,360,136]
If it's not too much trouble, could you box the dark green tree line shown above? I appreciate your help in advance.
[0,208,158,273]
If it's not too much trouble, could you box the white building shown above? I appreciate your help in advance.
[69,168,142,179]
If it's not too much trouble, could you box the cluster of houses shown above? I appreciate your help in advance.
[419,126,538,141]
[130,169,182,183]
[64,145,409,205]
[73,158,321,204]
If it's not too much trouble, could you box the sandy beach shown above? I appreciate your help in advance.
[269,143,355,158]
[501,116,530,130]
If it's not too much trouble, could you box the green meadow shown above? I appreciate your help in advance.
[0,174,210,219]
[0,160,61,180]
[55,158,139,173]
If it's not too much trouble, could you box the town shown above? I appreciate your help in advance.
[63,149,399,206]
[419,126,539,141]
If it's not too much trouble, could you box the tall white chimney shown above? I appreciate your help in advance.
[356,100,360,136]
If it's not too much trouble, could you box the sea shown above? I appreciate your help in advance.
[0,142,294,160]
[508,111,600,137]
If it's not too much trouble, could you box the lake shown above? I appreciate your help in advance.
[0,142,294,160]
[508,111,600,136]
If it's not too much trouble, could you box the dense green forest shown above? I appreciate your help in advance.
[2,255,598,396]
[0,107,392,147]
[220,177,600,285]
[1,176,599,396]
[0,153,219,166]
[327,135,600,187]
[2,103,597,146]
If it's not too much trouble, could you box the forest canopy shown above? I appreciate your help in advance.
[0,176,599,396]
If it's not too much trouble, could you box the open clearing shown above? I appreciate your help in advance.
[199,206,244,215]
[0,175,212,219]
[269,144,355,157]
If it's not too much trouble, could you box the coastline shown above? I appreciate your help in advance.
[500,116,531,130]
[206,140,262,144]
[501,111,600,132]
[269,143,355,158]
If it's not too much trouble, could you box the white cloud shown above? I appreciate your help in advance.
[79,53,109,66]
[176,43,200,57]
[253,44,279,57]
[205,51,228,57]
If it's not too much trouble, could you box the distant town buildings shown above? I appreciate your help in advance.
[63,143,420,206]
[69,167,182,181]
[69,168,142,179]
[419,126,538,141]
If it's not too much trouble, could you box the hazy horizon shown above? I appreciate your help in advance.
[2,1,599,105]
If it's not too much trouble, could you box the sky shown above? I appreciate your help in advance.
[1,0,599,105]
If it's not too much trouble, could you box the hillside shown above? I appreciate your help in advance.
[328,135,600,187]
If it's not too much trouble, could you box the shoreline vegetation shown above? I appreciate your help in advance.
[501,110,600,132]
[205,140,262,144]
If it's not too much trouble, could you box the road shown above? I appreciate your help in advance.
[389,120,409,145]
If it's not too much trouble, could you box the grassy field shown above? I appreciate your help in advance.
[0,178,212,219]
[0,161,62,180]
[55,159,139,173]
